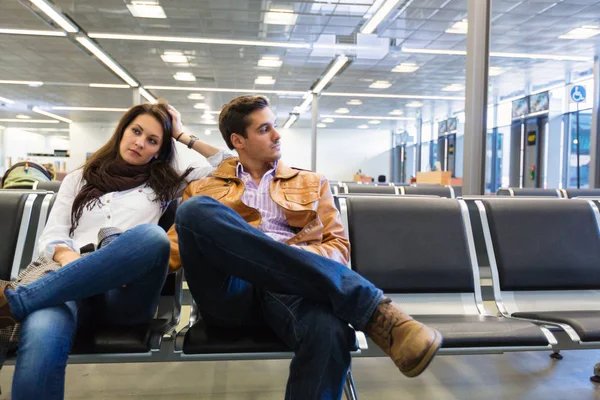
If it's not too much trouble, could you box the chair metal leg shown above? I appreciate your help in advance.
[343,369,359,400]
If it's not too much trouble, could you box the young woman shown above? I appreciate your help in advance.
[0,102,229,399]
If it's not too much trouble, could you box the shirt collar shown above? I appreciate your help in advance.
[236,161,278,180]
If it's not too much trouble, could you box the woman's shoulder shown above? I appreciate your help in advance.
[61,169,85,189]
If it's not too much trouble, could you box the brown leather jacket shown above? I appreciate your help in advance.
[167,158,350,272]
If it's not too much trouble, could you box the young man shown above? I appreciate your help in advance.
[168,95,442,399]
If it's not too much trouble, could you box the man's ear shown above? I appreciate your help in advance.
[230,133,245,150]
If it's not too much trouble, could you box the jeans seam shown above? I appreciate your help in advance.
[357,290,384,330]
[265,292,301,343]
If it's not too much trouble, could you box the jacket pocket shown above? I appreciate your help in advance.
[200,186,230,200]
[284,190,319,205]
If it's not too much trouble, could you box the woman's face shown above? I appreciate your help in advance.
[119,114,164,166]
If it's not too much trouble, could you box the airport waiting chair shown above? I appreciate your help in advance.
[0,191,183,362]
[496,187,564,197]
[400,185,456,198]
[343,184,398,195]
[475,198,600,370]
[338,195,555,355]
[561,188,600,199]
[34,180,62,192]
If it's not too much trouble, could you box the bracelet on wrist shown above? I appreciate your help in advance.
[187,135,199,149]
[175,131,185,142]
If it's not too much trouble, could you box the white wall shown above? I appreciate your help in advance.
[280,128,392,181]
[69,122,115,171]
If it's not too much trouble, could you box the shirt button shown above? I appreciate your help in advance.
[138,189,143,192]
[107,216,111,220]
[106,200,110,203]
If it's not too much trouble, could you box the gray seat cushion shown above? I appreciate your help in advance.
[512,311,600,342]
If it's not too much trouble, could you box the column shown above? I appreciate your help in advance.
[589,56,600,188]
[462,0,491,195]
[311,92,318,171]
[132,87,142,105]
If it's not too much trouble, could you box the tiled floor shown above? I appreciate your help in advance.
[1,349,600,399]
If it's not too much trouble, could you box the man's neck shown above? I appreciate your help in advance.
[238,156,273,184]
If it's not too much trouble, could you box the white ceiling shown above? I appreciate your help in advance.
[0,0,598,132]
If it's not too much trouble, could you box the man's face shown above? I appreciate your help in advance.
[234,107,281,163]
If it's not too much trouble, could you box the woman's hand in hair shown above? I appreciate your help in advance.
[166,104,184,140]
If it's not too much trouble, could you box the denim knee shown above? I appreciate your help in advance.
[176,196,220,226]
[129,223,170,258]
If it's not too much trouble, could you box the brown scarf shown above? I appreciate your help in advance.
[70,157,152,236]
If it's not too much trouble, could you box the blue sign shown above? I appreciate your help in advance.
[571,85,586,103]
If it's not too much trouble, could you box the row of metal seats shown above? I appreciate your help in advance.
[331,182,461,198]
[2,189,600,395]
[497,187,600,198]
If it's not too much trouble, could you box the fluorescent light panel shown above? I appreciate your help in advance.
[52,106,129,112]
[89,33,311,49]
[139,87,157,103]
[406,101,423,108]
[446,19,468,34]
[0,96,15,104]
[317,123,327,128]
[32,106,73,123]
[264,9,298,25]
[442,83,464,92]
[255,76,276,85]
[369,80,391,89]
[347,99,363,105]
[16,114,30,119]
[193,103,209,110]
[161,52,189,63]
[401,47,592,61]
[31,0,79,33]
[0,80,43,87]
[313,55,349,94]
[89,83,130,88]
[389,109,403,115]
[258,56,283,68]
[0,119,58,123]
[391,63,420,73]
[323,92,464,101]
[559,26,600,40]
[173,72,196,81]
[489,66,505,77]
[127,1,167,19]
[145,85,306,96]
[188,93,205,100]
[0,28,66,37]
[283,114,298,129]
[358,124,369,129]
[321,114,414,121]
[294,95,313,113]
[361,0,402,34]
[335,108,350,114]
[76,37,139,87]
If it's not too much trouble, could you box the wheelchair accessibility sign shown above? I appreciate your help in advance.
[571,85,586,103]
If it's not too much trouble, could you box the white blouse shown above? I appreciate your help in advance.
[38,150,231,258]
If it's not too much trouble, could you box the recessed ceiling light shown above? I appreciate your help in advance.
[335,108,350,114]
[389,109,403,115]
[127,1,167,19]
[188,93,205,100]
[16,114,30,119]
[347,99,363,105]
[161,51,189,64]
[358,124,369,129]
[322,118,335,123]
[317,123,326,128]
[391,63,420,73]
[489,66,505,77]
[204,129,212,136]
[446,19,468,34]
[193,103,209,110]
[442,83,464,92]
[173,72,196,81]
[559,26,600,40]
[406,101,423,108]
[264,8,298,25]
[369,80,391,89]
[368,120,381,124]
[258,56,283,68]
[255,76,276,85]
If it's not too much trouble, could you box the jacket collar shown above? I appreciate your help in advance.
[212,157,299,180]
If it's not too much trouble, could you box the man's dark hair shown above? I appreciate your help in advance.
[219,95,270,150]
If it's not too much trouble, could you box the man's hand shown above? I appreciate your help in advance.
[53,246,81,267]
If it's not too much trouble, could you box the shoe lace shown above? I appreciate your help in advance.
[370,301,401,346]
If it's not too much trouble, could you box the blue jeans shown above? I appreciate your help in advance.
[176,196,383,400]
[8,224,170,400]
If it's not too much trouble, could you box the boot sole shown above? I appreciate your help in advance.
[401,329,443,378]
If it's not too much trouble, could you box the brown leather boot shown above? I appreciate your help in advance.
[364,298,442,378]
[0,282,16,330]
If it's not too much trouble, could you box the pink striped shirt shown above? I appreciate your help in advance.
[237,162,295,243]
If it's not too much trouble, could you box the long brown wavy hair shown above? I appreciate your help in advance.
[70,103,192,235]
